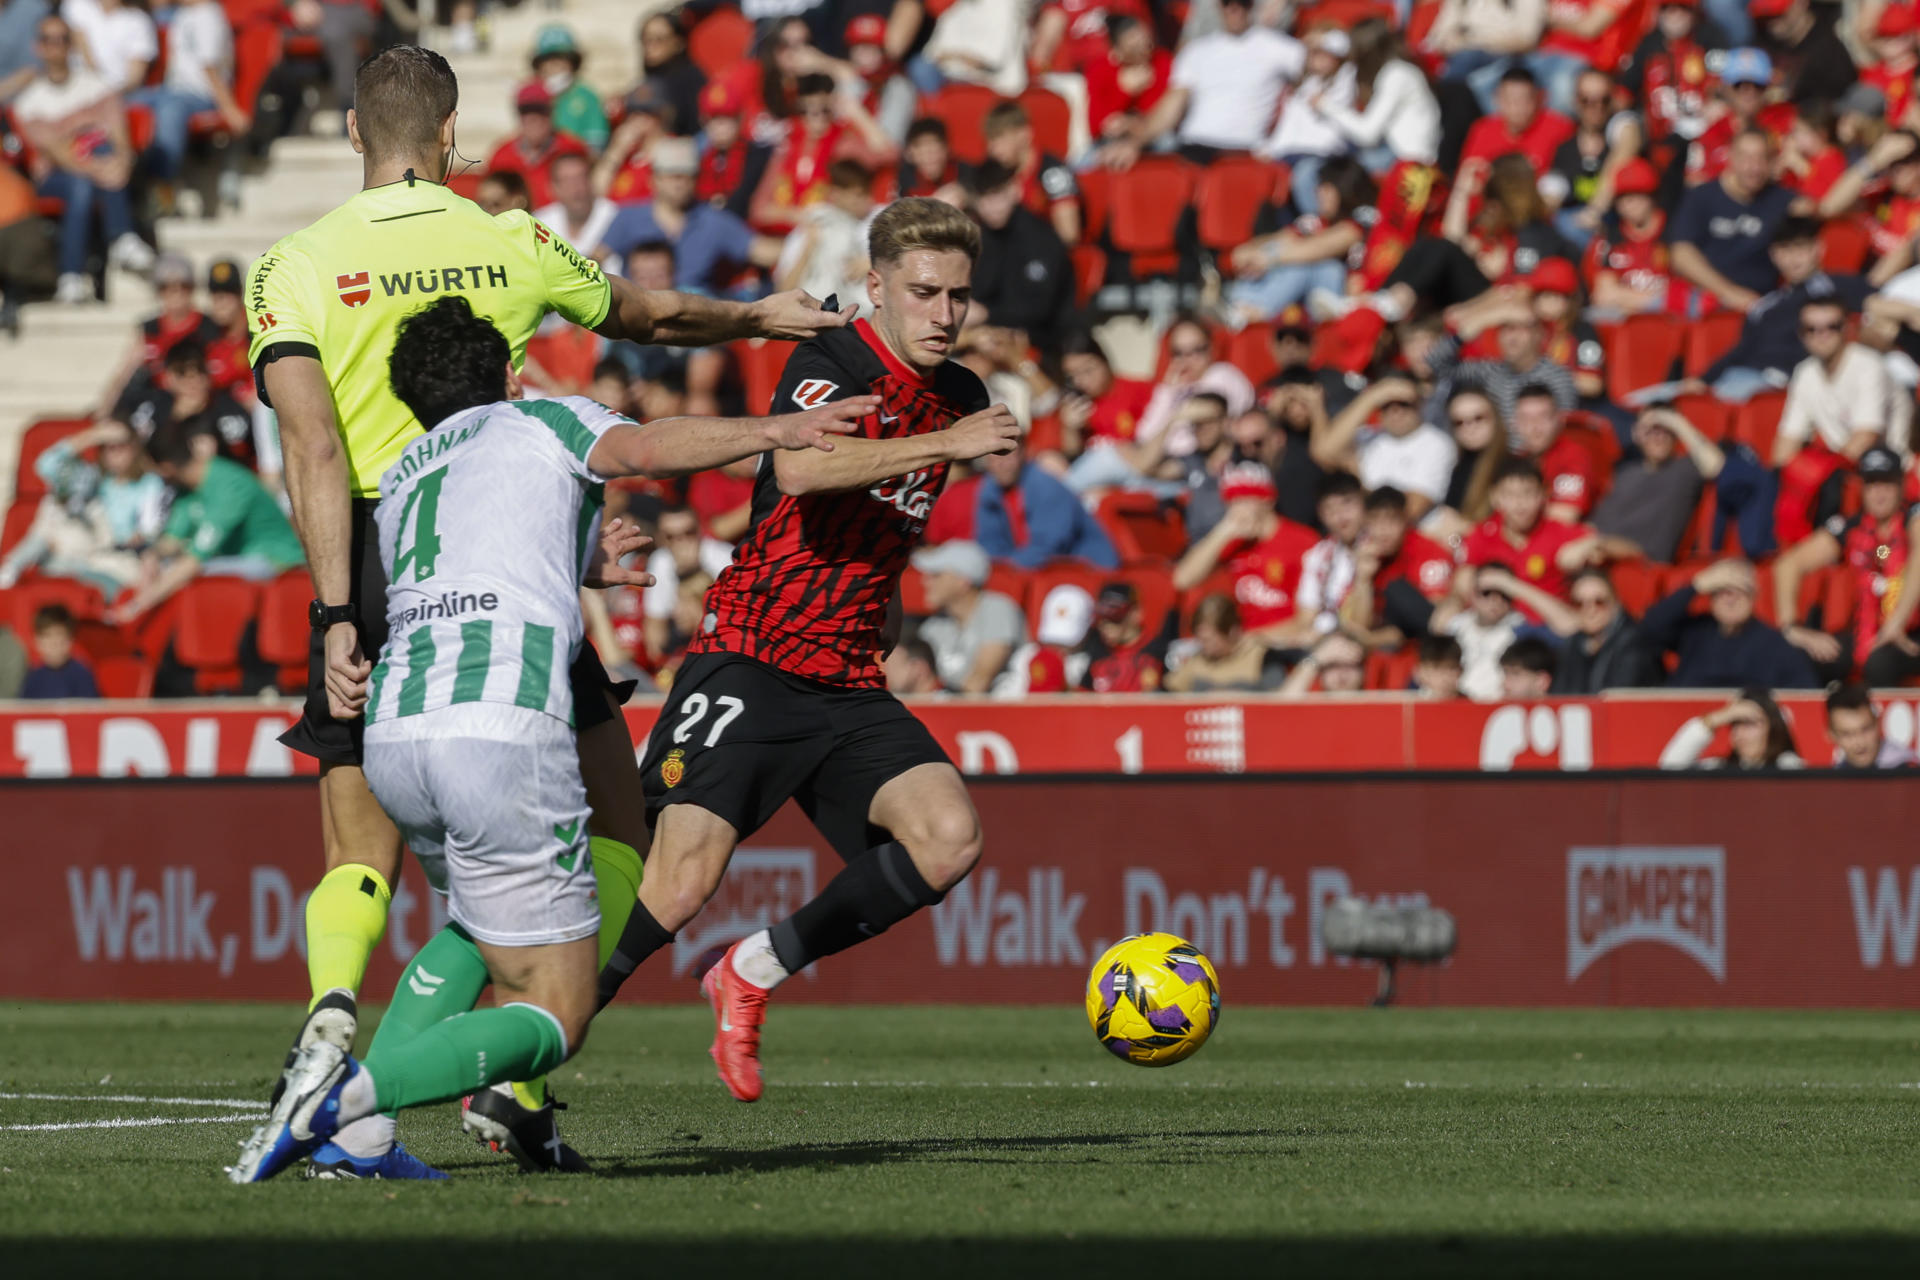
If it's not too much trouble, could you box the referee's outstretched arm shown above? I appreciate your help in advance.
[596,277,853,347]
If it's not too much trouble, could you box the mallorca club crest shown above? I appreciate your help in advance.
[661,747,686,789]
[336,271,372,308]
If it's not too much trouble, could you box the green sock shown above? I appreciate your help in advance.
[365,1003,570,1113]
[368,923,492,1057]
[304,864,391,1009]
[512,836,642,1108]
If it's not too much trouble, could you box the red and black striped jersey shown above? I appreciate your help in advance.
[690,319,990,687]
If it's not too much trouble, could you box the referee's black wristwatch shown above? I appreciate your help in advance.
[310,600,355,630]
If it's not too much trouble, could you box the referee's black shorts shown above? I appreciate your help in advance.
[279,498,635,767]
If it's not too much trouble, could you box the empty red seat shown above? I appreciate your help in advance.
[1731,391,1788,459]
[1108,156,1196,278]
[1819,218,1872,274]
[924,83,1003,165]
[1604,312,1685,404]
[1195,155,1276,252]
[1096,492,1189,563]
[734,338,798,415]
[1608,559,1667,617]
[1016,87,1072,162]
[1671,392,1732,441]
[1119,565,1180,639]
[1227,324,1281,387]
[257,569,313,691]
[92,654,156,699]
[986,561,1032,615]
[172,577,260,693]
[1077,165,1110,242]
[1070,243,1107,307]
[687,6,753,78]
[15,419,90,501]
[1682,309,1745,376]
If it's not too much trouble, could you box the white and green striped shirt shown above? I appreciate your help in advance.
[366,395,625,727]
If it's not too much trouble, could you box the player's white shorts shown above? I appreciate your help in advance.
[364,703,599,948]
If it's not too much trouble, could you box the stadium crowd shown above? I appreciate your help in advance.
[11,0,1920,743]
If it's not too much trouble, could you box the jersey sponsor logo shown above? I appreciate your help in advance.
[791,378,840,410]
[376,265,512,298]
[1566,846,1726,982]
[336,271,372,308]
[870,468,937,522]
[1418,558,1452,593]
[661,747,686,788]
[256,312,276,330]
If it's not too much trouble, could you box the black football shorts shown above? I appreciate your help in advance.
[638,650,952,859]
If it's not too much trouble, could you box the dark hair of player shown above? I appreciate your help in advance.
[389,296,511,429]
[353,45,460,164]
[868,196,980,266]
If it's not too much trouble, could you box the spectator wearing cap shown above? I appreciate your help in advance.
[1683,48,1795,186]
[897,117,969,202]
[1261,27,1355,207]
[1340,485,1456,645]
[1084,14,1174,147]
[982,100,1081,246]
[1622,0,1722,148]
[1312,375,1456,521]
[1542,68,1645,250]
[1838,83,1891,157]
[1679,215,1870,403]
[531,23,609,154]
[100,252,217,417]
[1589,404,1723,564]
[13,13,152,304]
[1459,67,1575,175]
[200,258,253,402]
[488,82,592,209]
[843,13,916,144]
[911,540,1030,694]
[695,80,767,219]
[1021,583,1095,694]
[597,83,673,205]
[637,12,705,140]
[601,138,784,294]
[1756,0,1856,105]
[1668,127,1795,314]
[1316,17,1441,174]
[1774,446,1920,685]
[1584,158,1672,315]
[1165,593,1280,692]
[776,158,876,311]
[965,159,1073,347]
[1225,155,1374,330]
[1173,461,1321,648]
[1640,558,1820,688]
[1081,581,1175,692]
[538,153,620,265]
[1825,684,1920,768]
[749,72,894,236]
[974,432,1118,569]
[1100,0,1305,169]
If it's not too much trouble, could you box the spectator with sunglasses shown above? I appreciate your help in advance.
[1477,565,1663,692]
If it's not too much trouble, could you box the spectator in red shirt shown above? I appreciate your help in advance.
[1050,329,1156,467]
[1460,68,1576,171]
[201,258,252,403]
[748,73,893,235]
[695,80,763,217]
[1031,0,1146,74]
[1625,0,1720,147]
[1858,3,1920,133]
[98,253,218,419]
[1172,461,1321,645]
[1085,14,1171,146]
[1779,100,1849,203]
[487,82,590,209]
[597,83,672,206]
[1583,157,1673,313]
[1455,455,1601,618]
[1342,485,1457,645]
[1511,383,1596,521]
[1081,581,1173,691]
[843,13,916,142]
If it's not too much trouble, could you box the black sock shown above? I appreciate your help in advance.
[596,901,674,1010]
[770,842,945,974]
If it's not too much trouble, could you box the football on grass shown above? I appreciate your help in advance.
[1085,933,1221,1066]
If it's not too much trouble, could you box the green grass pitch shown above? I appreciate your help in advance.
[3,1003,1919,1278]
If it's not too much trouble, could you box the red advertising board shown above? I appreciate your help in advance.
[6,692,1920,776]
[6,777,1916,1007]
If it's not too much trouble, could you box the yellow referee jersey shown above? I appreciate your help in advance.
[245,176,613,496]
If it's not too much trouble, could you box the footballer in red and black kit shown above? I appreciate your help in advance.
[612,199,1023,1105]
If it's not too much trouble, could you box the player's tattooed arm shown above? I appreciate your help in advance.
[597,279,852,346]
[588,397,879,479]
[773,403,1021,496]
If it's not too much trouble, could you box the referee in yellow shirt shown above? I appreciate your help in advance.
[245,44,846,1173]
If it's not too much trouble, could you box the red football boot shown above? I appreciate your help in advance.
[702,943,771,1102]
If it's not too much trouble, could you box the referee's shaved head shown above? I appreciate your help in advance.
[354,45,459,164]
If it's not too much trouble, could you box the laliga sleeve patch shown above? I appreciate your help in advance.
[792,378,840,410]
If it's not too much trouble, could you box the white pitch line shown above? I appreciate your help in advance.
[3,1112,263,1133]
[0,1092,267,1108]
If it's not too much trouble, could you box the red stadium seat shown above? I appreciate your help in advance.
[986,561,1031,615]
[257,570,312,692]
[1603,312,1685,404]
[1076,165,1110,242]
[734,338,798,415]
[1608,558,1666,617]
[1016,87,1072,162]
[924,84,1003,166]
[1178,568,1235,633]
[446,170,485,201]
[1671,392,1732,441]
[1195,155,1275,252]
[1731,391,1787,459]
[1682,309,1745,376]
[230,19,283,117]
[2,497,40,561]
[1270,161,1293,214]
[5,577,107,643]
[1227,323,1281,388]
[899,565,931,617]
[1070,243,1107,307]
[1108,156,1196,278]
[1120,565,1180,639]
[1819,218,1872,274]
[1818,562,1858,633]
[1671,488,1721,564]
[92,654,156,699]
[171,577,260,693]
[1295,0,1397,29]
[1365,645,1419,692]
[14,419,91,501]
[688,7,753,78]
[1096,492,1188,563]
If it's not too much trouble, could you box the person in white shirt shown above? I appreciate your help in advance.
[1776,300,1913,465]
[1102,0,1304,166]
[1262,28,1355,206]
[917,0,1030,98]
[128,0,248,184]
[775,159,878,314]
[1286,472,1368,647]
[1311,375,1459,519]
[62,0,154,93]
[642,504,734,666]
[534,152,619,265]
[1318,18,1442,171]
[12,13,153,302]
